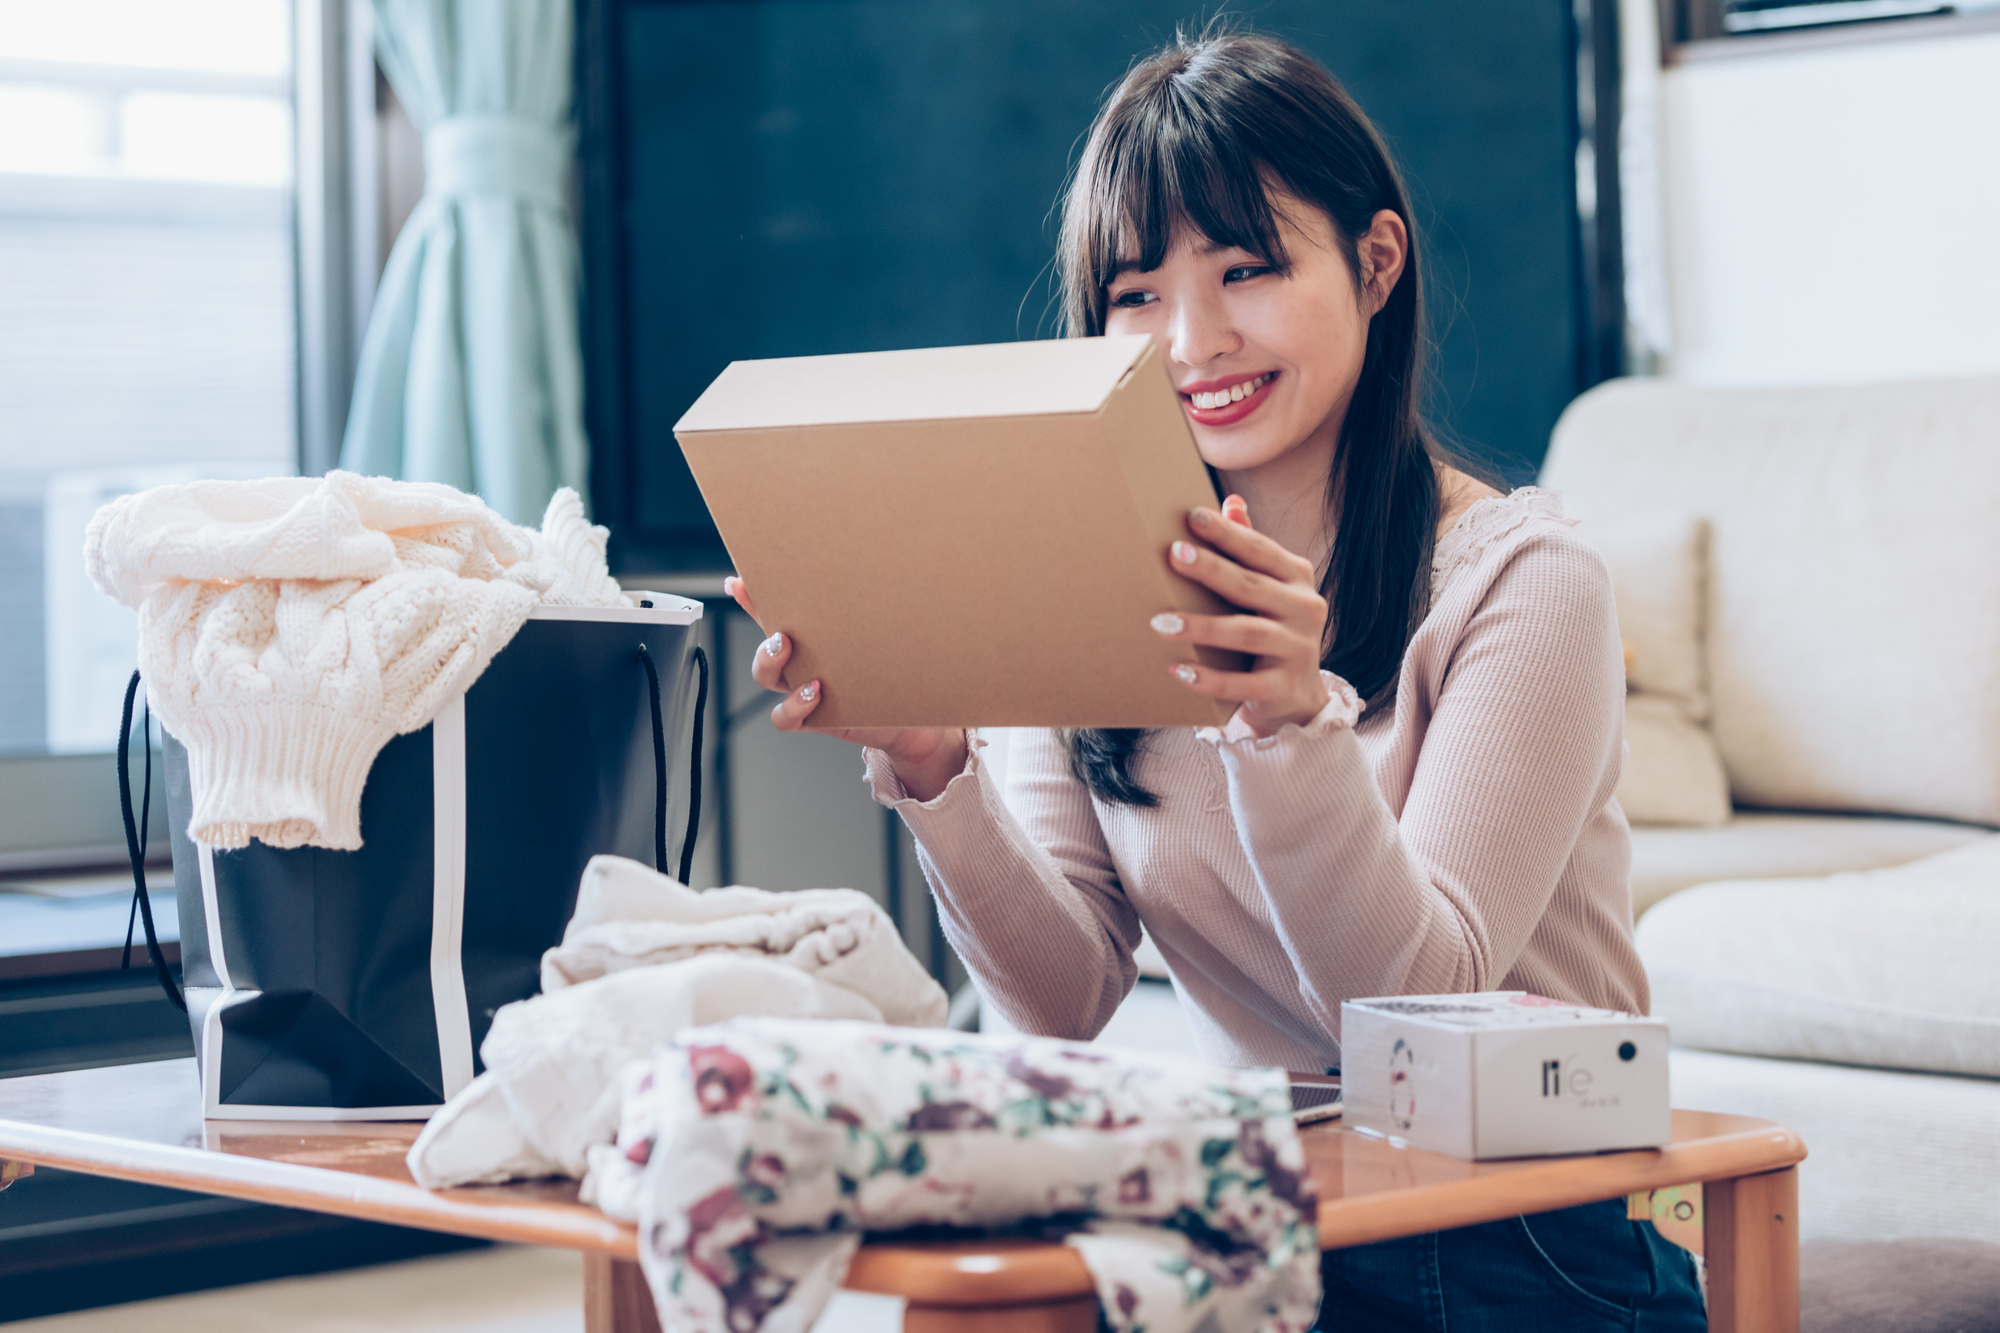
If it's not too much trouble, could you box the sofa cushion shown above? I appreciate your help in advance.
[1581,512,1732,827]
[1639,835,2000,1076]
[1623,695,1731,829]
[1802,1240,2000,1333]
[1543,374,2000,826]
[1672,1048,2000,1245]
[1590,512,1711,720]
[1629,811,1987,916]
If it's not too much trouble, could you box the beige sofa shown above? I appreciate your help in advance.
[1541,372,2000,1244]
[1019,373,2000,1243]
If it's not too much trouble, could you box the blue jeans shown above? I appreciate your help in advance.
[1315,1199,1707,1332]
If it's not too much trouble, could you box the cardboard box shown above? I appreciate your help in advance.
[1341,993,1669,1159]
[675,335,1245,729]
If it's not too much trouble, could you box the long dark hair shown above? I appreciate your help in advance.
[1059,28,1467,807]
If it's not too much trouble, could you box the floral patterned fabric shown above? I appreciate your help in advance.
[585,1017,1321,1333]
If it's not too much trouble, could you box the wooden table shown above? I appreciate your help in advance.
[0,1059,1805,1332]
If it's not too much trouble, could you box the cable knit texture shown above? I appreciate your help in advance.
[866,488,1647,1072]
[85,472,629,851]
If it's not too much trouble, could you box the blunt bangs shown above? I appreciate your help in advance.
[1083,92,1293,305]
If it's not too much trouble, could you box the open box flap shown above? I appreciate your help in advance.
[675,334,1157,433]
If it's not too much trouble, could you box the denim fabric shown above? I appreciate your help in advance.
[1316,1198,1706,1332]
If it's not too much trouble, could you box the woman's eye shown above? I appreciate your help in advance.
[1224,264,1272,283]
[1109,289,1155,309]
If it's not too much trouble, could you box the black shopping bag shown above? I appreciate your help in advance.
[121,594,707,1120]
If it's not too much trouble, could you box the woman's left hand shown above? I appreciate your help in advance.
[1153,495,1332,738]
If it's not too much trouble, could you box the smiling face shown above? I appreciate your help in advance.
[1056,33,1454,759]
[1103,194,1394,487]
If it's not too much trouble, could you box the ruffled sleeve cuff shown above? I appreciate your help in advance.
[863,733,988,811]
[1196,671,1364,749]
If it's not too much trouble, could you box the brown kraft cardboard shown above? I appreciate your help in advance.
[675,334,1249,729]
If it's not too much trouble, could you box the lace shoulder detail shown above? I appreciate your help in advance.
[1430,485,1573,595]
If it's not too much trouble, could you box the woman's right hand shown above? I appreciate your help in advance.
[725,576,969,801]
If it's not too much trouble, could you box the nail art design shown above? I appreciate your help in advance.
[1189,507,1211,527]
[762,632,784,656]
[1151,612,1186,635]
[799,681,819,703]
[1172,541,1198,564]
[1172,664,1198,685]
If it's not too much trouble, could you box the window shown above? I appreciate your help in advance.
[0,0,297,759]
[1666,0,2000,49]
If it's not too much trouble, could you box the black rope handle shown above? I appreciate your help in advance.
[118,670,184,1011]
[120,696,152,968]
[638,642,709,885]
[682,645,708,885]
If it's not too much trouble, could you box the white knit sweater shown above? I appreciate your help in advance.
[86,472,630,851]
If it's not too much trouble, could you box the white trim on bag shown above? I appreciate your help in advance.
[196,843,257,1119]
[197,843,233,992]
[197,809,449,1121]
[199,987,225,1113]
[430,693,475,1100]
[201,1099,447,1122]
[527,592,703,624]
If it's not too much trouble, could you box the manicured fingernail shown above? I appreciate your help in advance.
[1171,663,1198,685]
[1151,612,1185,635]
[762,632,784,656]
[1172,541,1198,564]
[799,680,819,703]
[1189,507,1212,527]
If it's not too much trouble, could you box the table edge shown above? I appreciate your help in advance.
[1316,1122,1806,1249]
[0,1113,1806,1307]
[0,1120,639,1259]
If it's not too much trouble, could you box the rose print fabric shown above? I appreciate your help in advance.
[586,1017,1322,1333]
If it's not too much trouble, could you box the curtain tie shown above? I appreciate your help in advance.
[423,116,570,212]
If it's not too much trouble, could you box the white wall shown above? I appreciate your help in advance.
[1658,30,2000,385]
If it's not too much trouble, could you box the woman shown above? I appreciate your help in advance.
[726,28,1702,1333]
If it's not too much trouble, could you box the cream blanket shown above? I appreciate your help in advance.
[406,855,948,1188]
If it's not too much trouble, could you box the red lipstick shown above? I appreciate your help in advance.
[1179,370,1277,427]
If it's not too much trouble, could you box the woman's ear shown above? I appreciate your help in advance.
[1359,209,1408,315]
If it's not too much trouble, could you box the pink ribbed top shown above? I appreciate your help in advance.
[864,488,1646,1073]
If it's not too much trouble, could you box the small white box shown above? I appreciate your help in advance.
[1341,992,1669,1159]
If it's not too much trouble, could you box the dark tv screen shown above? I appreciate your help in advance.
[580,0,1587,572]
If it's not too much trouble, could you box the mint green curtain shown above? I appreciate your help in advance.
[339,0,585,526]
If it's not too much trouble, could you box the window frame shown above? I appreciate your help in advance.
[0,0,372,879]
[1662,0,2000,61]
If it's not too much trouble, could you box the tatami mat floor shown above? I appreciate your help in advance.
[8,1245,904,1332]
[8,1247,584,1333]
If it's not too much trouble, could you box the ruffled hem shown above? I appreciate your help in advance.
[863,733,986,810]
[1430,486,1574,595]
[1195,671,1364,748]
